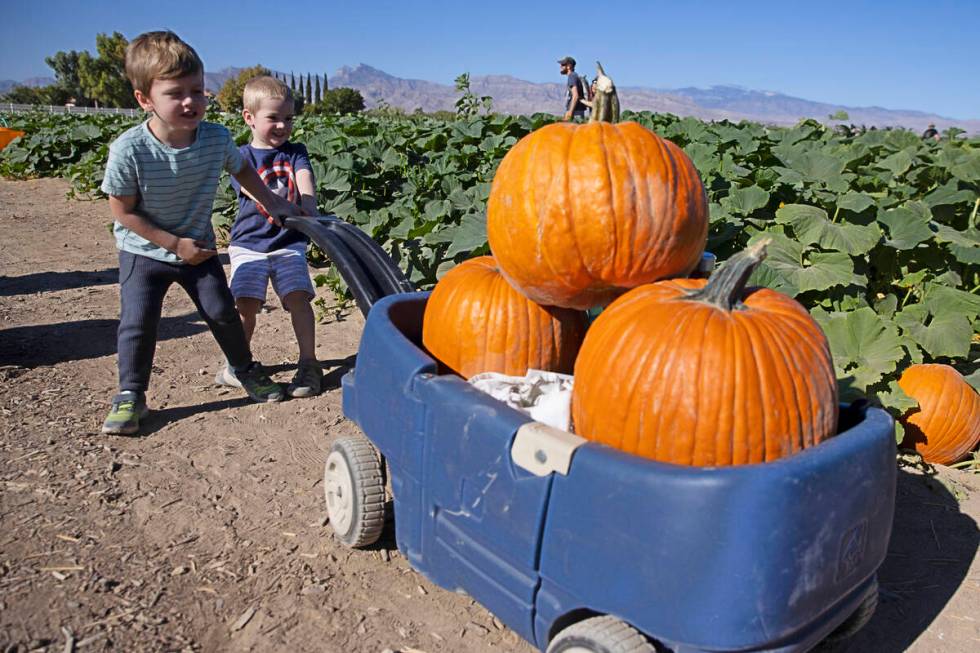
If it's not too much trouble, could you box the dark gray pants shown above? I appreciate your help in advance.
[117,251,251,394]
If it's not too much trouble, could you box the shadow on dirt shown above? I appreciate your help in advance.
[131,395,255,436]
[0,312,209,368]
[0,268,119,296]
[117,355,359,437]
[262,355,357,392]
[840,468,979,651]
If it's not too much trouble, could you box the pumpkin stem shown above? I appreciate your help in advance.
[590,61,620,124]
[684,239,770,310]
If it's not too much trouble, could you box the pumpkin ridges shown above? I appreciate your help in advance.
[685,305,718,465]
[762,310,822,454]
[747,315,789,462]
[932,368,975,461]
[937,370,967,453]
[755,309,821,456]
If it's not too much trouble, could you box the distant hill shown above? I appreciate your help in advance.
[7,65,977,133]
[326,65,979,133]
[0,77,55,95]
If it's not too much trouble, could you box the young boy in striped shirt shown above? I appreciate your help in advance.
[100,31,304,435]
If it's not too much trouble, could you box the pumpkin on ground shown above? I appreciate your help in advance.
[421,256,588,379]
[572,240,838,467]
[486,120,708,310]
[898,364,980,466]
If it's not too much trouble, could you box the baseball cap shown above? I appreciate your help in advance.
[557,56,576,66]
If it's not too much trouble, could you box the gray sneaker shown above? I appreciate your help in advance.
[214,364,243,389]
[287,360,324,398]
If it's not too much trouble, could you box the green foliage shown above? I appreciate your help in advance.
[454,73,493,118]
[308,88,365,116]
[0,111,138,195]
[77,32,136,109]
[216,65,271,113]
[1,84,72,106]
[4,33,134,108]
[3,108,978,422]
[44,50,89,105]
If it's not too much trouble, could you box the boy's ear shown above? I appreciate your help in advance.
[242,108,254,126]
[134,89,153,113]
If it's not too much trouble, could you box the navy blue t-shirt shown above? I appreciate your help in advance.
[229,142,312,252]
[566,72,587,114]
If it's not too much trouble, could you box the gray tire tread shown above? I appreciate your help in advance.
[332,434,385,548]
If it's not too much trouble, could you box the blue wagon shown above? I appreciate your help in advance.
[287,218,896,652]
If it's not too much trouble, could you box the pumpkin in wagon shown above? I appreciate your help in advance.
[487,120,708,310]
[422,256,588,379]
[898,364,980,466]
[572,240,839,467]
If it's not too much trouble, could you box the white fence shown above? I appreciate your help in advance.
[0,103,141,117]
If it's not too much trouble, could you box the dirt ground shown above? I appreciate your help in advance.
[0,178,977,653]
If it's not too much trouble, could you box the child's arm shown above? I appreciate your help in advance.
[232,161,306,226]
[296,169,319,217]
[109,195,216,265]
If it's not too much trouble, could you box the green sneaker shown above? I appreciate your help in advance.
[236,362,284,403]
[101,392,149,435]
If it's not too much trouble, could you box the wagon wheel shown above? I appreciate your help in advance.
[323,434,385,548]
[547,615,657,653]
[813,578,879,651]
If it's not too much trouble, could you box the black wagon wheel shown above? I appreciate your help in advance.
[547,615,657,653]
[813,578,879,651]
[323,434,385,548]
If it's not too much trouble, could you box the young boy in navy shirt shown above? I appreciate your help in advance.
[215,76,323,397]
[100,32,303,434]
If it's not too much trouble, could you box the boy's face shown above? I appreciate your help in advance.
[135,72,207,134]
[243,98,295,149]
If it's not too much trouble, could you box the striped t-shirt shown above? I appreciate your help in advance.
[101,121,244,263]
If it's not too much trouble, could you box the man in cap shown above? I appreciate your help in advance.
[558,56,586,121]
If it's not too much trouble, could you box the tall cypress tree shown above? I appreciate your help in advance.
[290,72,296,92]
[323,73,329,92]
[305,74,312,103]
[314,74,321,104]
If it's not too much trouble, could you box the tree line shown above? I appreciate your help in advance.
[2,32,365,116]
[214,66,364,116]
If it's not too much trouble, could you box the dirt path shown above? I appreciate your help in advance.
[0,178,977,653]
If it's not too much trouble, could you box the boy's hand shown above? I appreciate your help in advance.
[175,238,217,265]
[260,193,307,227]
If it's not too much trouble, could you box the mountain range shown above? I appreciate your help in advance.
[4,65,977,133]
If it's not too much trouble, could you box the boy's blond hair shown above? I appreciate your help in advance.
[125,31,203,95]
[243,76,294,114]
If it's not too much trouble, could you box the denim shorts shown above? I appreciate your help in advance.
[228,244,315,305]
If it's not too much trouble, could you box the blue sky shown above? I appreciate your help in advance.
[1,0,977,119]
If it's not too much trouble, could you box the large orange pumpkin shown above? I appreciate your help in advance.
[487,121,708,310]
[572,241,838,466]
[422,256,588,379]
[898,364,980,465]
